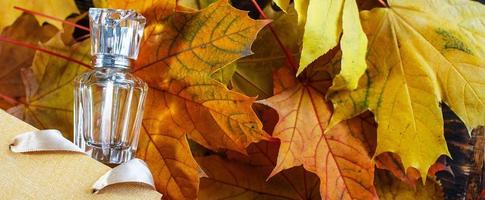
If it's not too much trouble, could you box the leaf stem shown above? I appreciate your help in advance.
[13,6,90,31]
[249,0,298,71]
[378,0,388,7]
[0,36,92,69]
[0,92,19,105]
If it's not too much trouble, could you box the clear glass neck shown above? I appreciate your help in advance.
[93,55,132,69]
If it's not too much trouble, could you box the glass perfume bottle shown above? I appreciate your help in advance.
[74,8,147,164]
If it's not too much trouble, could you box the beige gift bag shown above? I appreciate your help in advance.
[0,109,162,199]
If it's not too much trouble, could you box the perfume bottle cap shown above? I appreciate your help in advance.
[89,8,146,68]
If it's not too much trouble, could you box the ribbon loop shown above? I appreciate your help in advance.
[9,130,156,194]
[10,129,84,153]
[93,158,155,193]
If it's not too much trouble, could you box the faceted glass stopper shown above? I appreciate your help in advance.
[89,8,146,60]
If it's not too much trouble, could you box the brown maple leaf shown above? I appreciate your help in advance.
[197,140,321,199]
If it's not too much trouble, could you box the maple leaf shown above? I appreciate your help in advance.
[273,0,367,91]
[327,0,368,91]
[0,14,57,109]
[134,0,269,150]
[197,141,321,199]
[258,63,378,199]
[328,0,485,179]
[7,35,90,140]
[375,169,444,200]
[375,152,449,187]
[364,112,446,186]
[112,0,269,199]
[375,152,422,185]
[0,0,78,31]
[214,6,302,99]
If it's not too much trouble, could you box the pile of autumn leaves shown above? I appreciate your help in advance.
[0,0,483,199]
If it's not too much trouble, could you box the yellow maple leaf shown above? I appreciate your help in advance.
[0,0,78,31]
[329,0,368,92]
[8,35,91,140]
[300,0,367,93]
[274,0,367,91]
[0,14,57,109]
[328,0,485,179]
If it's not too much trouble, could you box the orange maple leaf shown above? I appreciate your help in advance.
[259,63,378,199]
[125,1,271,199]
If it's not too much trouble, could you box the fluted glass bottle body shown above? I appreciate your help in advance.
[74,67,147,164]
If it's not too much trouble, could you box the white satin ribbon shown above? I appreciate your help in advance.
[9,130,156,194]
[9,129,85,153]
[93,158,155,193]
